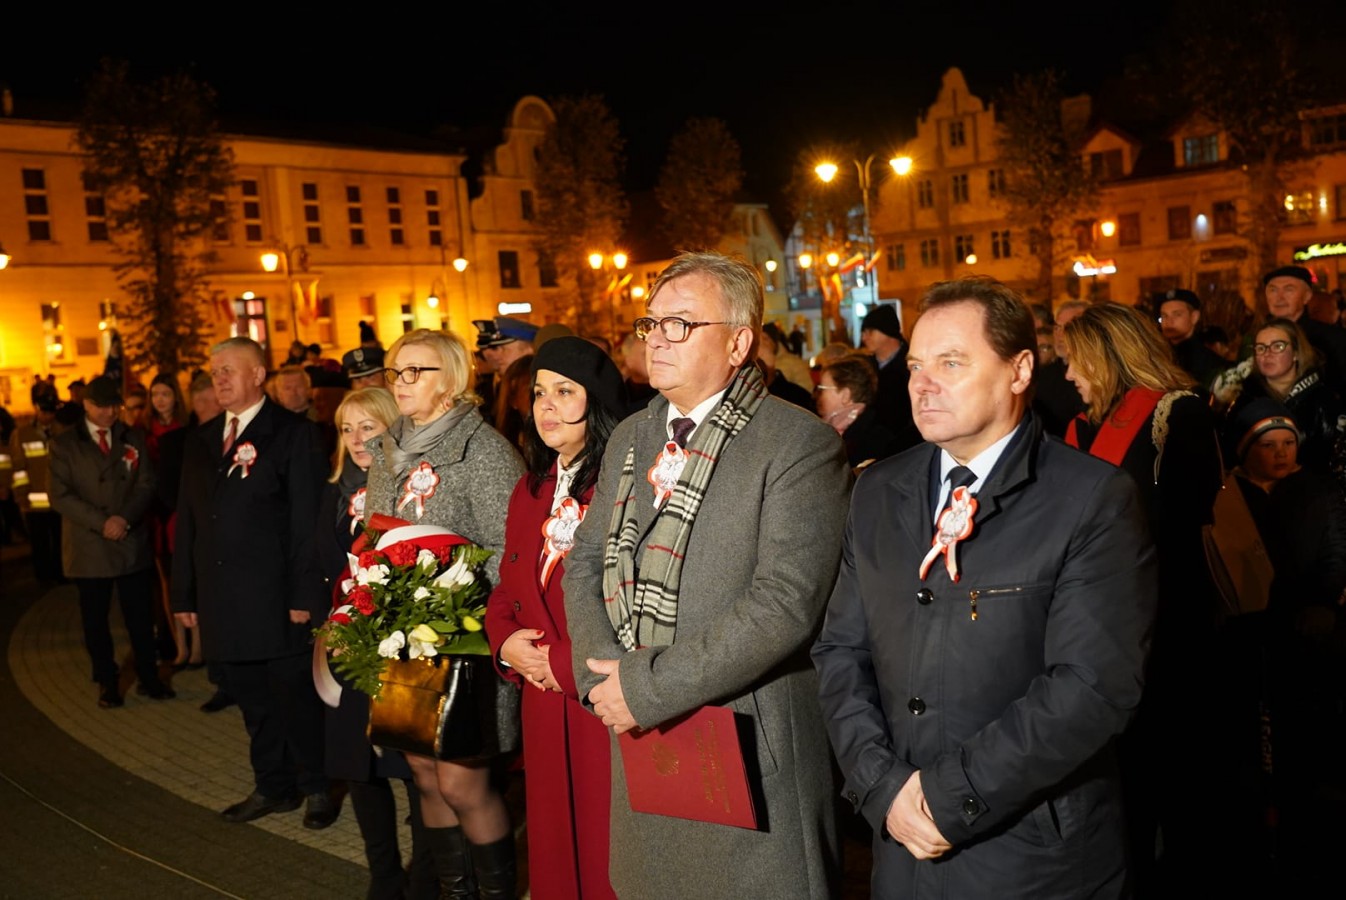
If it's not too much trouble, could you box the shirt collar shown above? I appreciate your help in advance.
[938,421,1023,494]
[664,389,727,443]
[227,395,267,438]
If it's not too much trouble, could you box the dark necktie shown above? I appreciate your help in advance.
[223,416,238,456]
[671,417,695,449]
[937,465,977,517]
[96,428,110,455]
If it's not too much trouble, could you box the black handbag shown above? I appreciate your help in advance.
[366,654,493,761]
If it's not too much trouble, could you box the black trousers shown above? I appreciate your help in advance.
[26,509,62,581]
[73,569,158,687]
[222,653,328,798]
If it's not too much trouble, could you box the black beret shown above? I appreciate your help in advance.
[530,336,627,421]
[1262,265,1314,288]
[1156,288,1200,310]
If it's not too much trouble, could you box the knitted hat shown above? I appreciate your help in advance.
[860,304,902,338]
[1232,397,1300,460]
[530,336,627,421]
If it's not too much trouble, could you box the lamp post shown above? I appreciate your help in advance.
[260,243,310,347]
[588,251,630,344]
[815,155,907,343]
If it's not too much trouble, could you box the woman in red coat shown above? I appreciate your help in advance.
[486,337,626,900]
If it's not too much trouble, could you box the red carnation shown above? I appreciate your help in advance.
[348,586,376,616]
[434,543,458,565]
[383,542,419,568]
[329,612,352,626]
[357,550,383,570]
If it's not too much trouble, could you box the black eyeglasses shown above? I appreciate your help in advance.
[383,366,442,385]
[1253,340,1291,356]
[633,316,728,343]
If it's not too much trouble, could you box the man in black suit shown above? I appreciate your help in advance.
[1265,265,1346,393]
[172,337,337,829]
[859,303,921,452]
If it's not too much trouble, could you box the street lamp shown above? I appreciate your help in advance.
[815,154,908,342]
[589,251,631,342]
[0,242,10,270]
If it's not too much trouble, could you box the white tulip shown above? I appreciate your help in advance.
[377,630,406,658]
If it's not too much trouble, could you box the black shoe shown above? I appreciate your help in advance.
[97,683,123,709]
[136,681,177,700]
[199,690,237,713]
[302,791,340,830]
[221,790,302,823]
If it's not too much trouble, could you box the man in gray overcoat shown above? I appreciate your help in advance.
[813,277,1157,899]
[48,375,172,708]
[564,251,853,899]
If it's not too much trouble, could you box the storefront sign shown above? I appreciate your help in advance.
[1293,241,1346,262]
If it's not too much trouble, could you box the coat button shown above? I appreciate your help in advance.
[962,797,980,816]
[916,588,933,605]
[907,697,926,715]
[513,601,522,612]
[846,790,858,805]
[510,553,518,562]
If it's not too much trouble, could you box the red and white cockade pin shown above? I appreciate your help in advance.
[918,486,978,582]
[539,496,587,588]
[397,461,440,520]
[122,444,140,471]
[347,487,367,534]
[228,441,258,479]
[646,441,687,508]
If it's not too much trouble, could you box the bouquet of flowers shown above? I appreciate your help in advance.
[321,521,495,697]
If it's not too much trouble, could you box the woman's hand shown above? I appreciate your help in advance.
[500,628,558,690]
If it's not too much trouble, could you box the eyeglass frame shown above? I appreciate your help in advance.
[1253,340,1292,356]
[633,316,729,343]
[382,366,442,385]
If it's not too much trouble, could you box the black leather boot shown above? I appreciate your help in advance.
[348,780,405,900]
[468,834,516,900]
[403,785,441,900]
[425,825,477,900]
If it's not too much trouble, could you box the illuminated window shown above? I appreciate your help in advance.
[499,250,521,289]
[41,302,67,361]
[1283,190,1315,226]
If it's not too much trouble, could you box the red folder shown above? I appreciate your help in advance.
[618,704,758,829]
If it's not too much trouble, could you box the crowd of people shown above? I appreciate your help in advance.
[2,255,1344,899]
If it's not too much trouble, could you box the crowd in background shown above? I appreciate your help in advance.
[1,258,1344,899]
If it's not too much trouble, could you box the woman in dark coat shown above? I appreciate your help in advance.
[319,386,435,900]
[815,353,903,472]
[1063,302,1225,895]
[485,337,626,900]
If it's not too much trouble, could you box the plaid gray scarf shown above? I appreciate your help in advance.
[603,364,767,651]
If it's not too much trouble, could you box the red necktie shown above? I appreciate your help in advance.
[223,416,238,456]
[97,428,110,455]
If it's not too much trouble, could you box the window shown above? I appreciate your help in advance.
[387,186,404,246]
[84,175,109,242]
[22,168,51,242]
[315,294,335,345]
[1167,205,1192,241]
[347,186,365,246]
[987,169,1005,199]
[209,196,228,243]
[41,302,66,361]
[1089,149,1124,180]
[1118,212,1141,246]
[1307,113,1346,148]
[948,119,966,148]
[991,230,1011,260]
[954,234,975,262]
[241,179,262,242]
[302,182,322,245]
[920,239,940,268]
[425,189,442,247]
[1073,220,1096,253]
[917,179,934,209]
[1213,200,1237,235]
[538,251,558,288]
[1283,190,1316,226]
[951,174,969,204]
[521,190,535,222]
[887,243,906,271]
[400,298,415,334]
[498,250,521,289]
[1183,134,1219,166]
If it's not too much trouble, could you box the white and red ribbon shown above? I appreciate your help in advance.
[918,486,978,582]
[122,445,139,471]
[646,441,687,508]
[538,496,587,588]
[397,461,440,520]
[228,441,258,479]
[347,487,367,534]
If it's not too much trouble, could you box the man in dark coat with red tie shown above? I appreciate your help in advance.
[172,337,337,829]
[813,277,1157,899]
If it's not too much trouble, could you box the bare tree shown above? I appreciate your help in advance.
[77,59,234,376]
[532,95,627,336]
[655,117,743,253]
[994,71,1098,305]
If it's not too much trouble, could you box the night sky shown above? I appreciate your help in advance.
[2,2,1321,208]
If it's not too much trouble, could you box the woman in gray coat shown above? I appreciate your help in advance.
[363,328,524,900]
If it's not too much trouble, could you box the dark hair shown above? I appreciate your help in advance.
[822,354,879,405]
[522,394,621,500]
[920,276,1037,363]
[149,372,189,426]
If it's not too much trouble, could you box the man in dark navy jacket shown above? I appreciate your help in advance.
[172,338,337,829]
